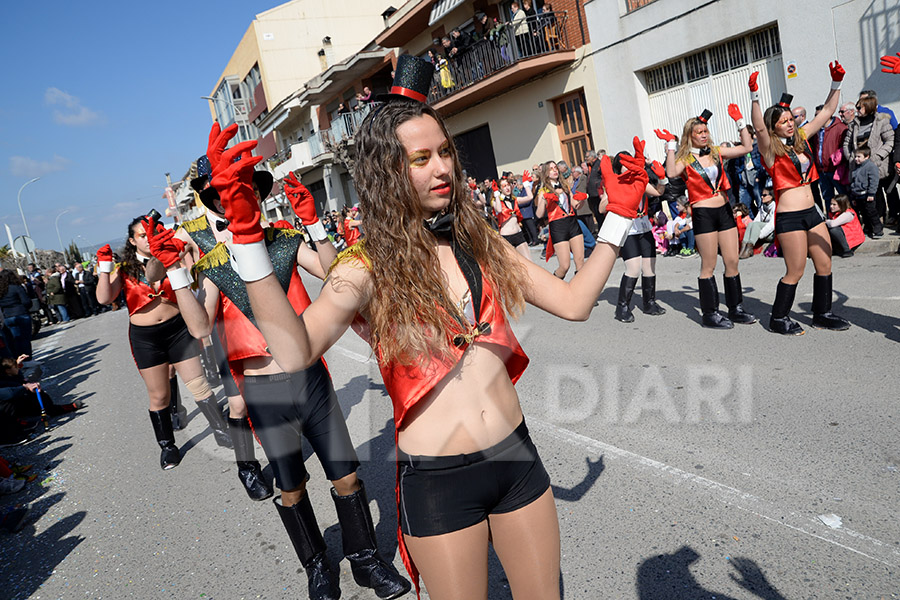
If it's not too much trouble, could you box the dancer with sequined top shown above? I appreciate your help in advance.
[216,55,649,600]
[95,217,232,471]
[655,106,758,329]
[749,62,850,335]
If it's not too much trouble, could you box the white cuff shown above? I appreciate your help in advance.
[166,267,192,290]
[735,118,746,130]
[831,80,842,90]
[666,140,677,152]
[98,261,113,274]
[597,212,633,247]
[659,177,669,185]
[305,220,327,242]
[229,241,274,282]
[523,181,533,192]
[750,91,760,102]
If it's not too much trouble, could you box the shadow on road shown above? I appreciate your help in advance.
[798,289,900,342]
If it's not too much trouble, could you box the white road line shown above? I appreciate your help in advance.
[530,418,900,568]
[800,294,900,301]
[329,344,375,364]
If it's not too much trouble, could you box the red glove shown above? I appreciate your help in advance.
[654,129,676,143]
[271,219,294,229]
[650,161,665,179]
[206,122,239,174]
[829,61,845,82]
[599,138,649,220]
[491,180,499,192]
[211,141,266,244]
[543,191,559,206]
[522,169,532,183]
[143,218,186,268]
[283,172,318,225]
[881,54,900,74]
[748,72,760,92]
[96,244,113,263]
[727,104,743,121]
[632,136,646,164]
[573,192,588,202]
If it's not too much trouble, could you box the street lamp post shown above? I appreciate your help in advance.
[201,95,244,125]
[55,209,72,253]
[16,177,40,261]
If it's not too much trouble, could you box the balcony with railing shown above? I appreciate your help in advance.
[427,12,575,116]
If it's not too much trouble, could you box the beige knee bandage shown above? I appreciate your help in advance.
[184,376,213,400]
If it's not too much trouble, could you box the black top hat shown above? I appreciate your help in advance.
[777,93,793,108]
[376,55,435,103]
[190,154,274,213]
[697,109,712,124]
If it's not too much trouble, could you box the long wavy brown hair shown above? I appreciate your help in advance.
[675,118,720,163]
[762,105,808,165]
[352,100,528,365]
[119,216,147,282]
[536,160,571,199]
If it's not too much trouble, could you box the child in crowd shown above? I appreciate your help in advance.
[733,204,751,248]
[849,147,883,238]
[740,184,776,258]
[665,200,695,256]
[826,194,865,257]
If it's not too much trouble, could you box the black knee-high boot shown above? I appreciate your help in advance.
[698,277,733,329]
[169,376,187,431]
[148,409,181,470]
[195,397,233,449]
[228,417,273,501]
[641,276,666,316]
[723,274,758,324]
[811,274,850,330]
[615,275,638,322]
[331,481,411,599]
[769,279,804,335]
[274,494,341,600]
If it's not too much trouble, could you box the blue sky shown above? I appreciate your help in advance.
[1,2,281,254]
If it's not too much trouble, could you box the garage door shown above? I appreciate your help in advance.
[645,25,786,160]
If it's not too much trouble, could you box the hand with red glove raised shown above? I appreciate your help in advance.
[829,60,845,82]
[596,137,650,246]
[573,191,588,202]
[522,169,533,183]
[655,128,678,152]
[882,54,900,74]
[143,217,186,269]
[727,103,746,130]
[212,141,273,282]
[283,171,326,241]
[650,160,666,180]
[748,71,760,102]
[206,122,240,174]
[97,244,114,274]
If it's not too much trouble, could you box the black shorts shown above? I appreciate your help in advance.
[398,420,551,537]
[620,231,656,261]
[774,206,825,235]
[241,360,359,491]
[692,204,736,235]
[128,314,200,370]
[548,216,582,244]
[502,231,527,248]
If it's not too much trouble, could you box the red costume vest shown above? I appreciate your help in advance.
[682,152,730,204]
[123,272,176,316]
[344,218,361,246]
[538,186,574,221]
[332,243,530,596]
[496,195,523,228]
[765,145,819,203]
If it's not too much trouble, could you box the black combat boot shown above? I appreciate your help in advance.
[723,274,758,324]
[811,274,850,330]
[614,275,638,323]
[148,409,181,470]
[698,277,733,329]
[640,276,666,316]
[769,279,804,335]
[274,493,341,600]
[228,417,273,501]
[195,397,233,449]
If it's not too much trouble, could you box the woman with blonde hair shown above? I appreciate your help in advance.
[212,56,648,600]
[536,160,586,278]
[749,62,850,334]
[655,106,756,329]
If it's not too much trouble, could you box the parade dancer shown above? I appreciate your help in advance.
[655,105,757,329]
[95,218,232,471]
[157,125,410,600]
[749,63,850,334]
[492,177,533,261]
[536,160,585,278]
[219,55,648,600]
[613,156,666,322]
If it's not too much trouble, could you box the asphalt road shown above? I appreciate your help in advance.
[1,250,898,599]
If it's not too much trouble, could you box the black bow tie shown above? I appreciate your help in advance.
[424,212,454,240]
[215,218,230,232]
[699,147,711,157]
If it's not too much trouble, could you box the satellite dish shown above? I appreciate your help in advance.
[12,235,35,255]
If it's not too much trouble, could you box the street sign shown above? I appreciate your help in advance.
[13,235,35,255]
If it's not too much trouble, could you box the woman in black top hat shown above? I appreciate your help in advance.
[215,54,649,600]
[749,62,850,335]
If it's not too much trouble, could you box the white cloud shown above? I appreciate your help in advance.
[45,87,101,126]
[9,155,71,178]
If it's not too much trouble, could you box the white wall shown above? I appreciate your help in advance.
[584,0,900,153]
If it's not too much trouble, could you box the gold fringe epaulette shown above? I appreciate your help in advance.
[267,227,302,241]
[192,242,230,276]
[180,215,210,233]
[328,241,371,277]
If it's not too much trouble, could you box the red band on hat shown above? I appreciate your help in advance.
[778,101,791,108]
[390,86,427,102]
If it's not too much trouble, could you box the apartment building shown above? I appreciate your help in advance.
[584,0,900,160]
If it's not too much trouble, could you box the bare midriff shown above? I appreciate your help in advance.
[129,298,180,326]
[774,185,815,214]
[692,191,728,210]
